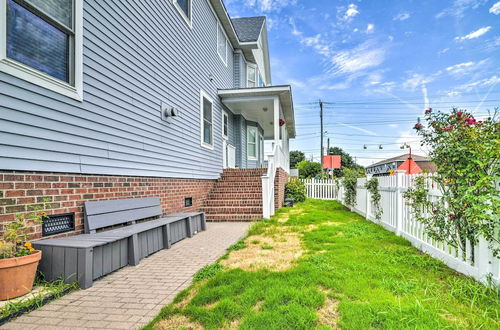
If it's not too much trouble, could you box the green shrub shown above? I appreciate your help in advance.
[285,179,306,203]
[297,160,322,179]
[193,264,223,282]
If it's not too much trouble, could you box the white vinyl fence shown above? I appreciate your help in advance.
[302,172,499,285]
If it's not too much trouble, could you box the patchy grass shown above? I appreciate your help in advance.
[145,199,500,330]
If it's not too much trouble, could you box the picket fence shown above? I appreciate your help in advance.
[301,172,499,285]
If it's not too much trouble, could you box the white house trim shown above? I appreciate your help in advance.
[0,0,83,101]
[172,0,193,29]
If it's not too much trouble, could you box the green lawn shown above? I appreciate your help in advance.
[145,199,499,330]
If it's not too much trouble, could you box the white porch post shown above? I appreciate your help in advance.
[273,96,280,149]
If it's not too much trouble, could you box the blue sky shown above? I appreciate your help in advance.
[224,0,500,166]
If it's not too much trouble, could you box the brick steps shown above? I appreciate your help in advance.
[204,168,265,221]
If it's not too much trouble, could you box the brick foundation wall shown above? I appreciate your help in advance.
[274,168,289,209]
[0,171,216,240]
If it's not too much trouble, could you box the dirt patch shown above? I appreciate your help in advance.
[203,300,219,309]
[252,301,264,312]
[222,319,241,330]
[154,315,203,330]
[175,281,205,308]
[220,232,303,271]
[317,287,339,329]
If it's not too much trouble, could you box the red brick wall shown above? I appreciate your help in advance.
[274,168,289,209]
[0,171,216,240]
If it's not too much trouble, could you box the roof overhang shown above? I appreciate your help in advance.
[218,86,295,138]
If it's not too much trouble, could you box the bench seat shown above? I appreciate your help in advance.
[32,197,205,289]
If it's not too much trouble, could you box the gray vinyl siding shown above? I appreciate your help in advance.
[0,0,234,180]
[233,52,241,89]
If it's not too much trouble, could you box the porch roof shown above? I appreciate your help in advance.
[218,85,296,138]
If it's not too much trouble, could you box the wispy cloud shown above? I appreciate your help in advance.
[455,75,500,91]
[328,41,386,76]
[344,4,359,20]
[244,0,297,12]
[403,73,439,91]
[366,24,375,34]
[436,0,488,19]
[489,1,500,14]
[393,12,411,21]
[338,123,377,136]
[455,26,491,40]
[445,59,487,76]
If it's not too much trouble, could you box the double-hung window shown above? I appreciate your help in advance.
[217,23,227,65]
[173,0,191,27]
[247,126,257,160]
[200,91,214,149]
[247,64,256,88]
[0,0,83,99]
[222,111,228,139]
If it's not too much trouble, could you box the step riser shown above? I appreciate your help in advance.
[205,201,262,206]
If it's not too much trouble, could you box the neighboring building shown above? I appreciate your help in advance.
[366,154,436,176]
[0,0,295,239]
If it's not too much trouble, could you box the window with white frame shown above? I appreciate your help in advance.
[217,23,227,65]
[247,64,256,87]
[200,91,213,149]
[247,126,257,160]
[222,111,228,139]
[173,0,191,26]
[0,0,83,99]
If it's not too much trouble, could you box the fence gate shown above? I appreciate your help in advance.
[302,179,340,200]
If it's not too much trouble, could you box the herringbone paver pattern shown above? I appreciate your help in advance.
[1,223,250,330]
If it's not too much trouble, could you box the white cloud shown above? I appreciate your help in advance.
[245,0,297,12]
[319,82,350,90]
[403,73,437,90]
[366,24,375,34]
[329,41,386,75]
[489,1,500,14]
[344,4,359,19]
[455,75,500,91]
[445,59,487,76]
[455,26,491,40]
[338,123,377,136]
[436,0,487,19]
[438,48,449,55]
[388,124,399,128]
[393,12,411,21]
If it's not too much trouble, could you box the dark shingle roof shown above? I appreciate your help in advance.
[231,16,265,42]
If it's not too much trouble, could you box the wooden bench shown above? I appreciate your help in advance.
[32,197,205,289]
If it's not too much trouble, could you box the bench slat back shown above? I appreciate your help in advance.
[84,197,162,233]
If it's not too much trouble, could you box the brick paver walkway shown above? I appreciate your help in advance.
[1,222,250,330]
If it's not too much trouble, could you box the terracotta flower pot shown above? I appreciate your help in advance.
[0,250,42,300]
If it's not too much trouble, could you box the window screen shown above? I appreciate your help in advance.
[203,97,213,146]
[176,0,190,18]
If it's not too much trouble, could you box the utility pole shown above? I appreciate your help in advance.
[320,99,324,165]
[327,138,330,155]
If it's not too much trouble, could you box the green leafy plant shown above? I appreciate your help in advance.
[285,178,306,203]
[343,168,359,208]
[297,160,322,179]
[405,108,499,259]
[365,177,382,220]
[193,264,223,282]
[0,199,51,259]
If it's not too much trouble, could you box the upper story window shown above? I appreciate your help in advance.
[217,23,227,65]
[257,72,264,87]
[247,64,256,88]
[200,90,214,149]
[0,0,83,100]
[173,0,191,27]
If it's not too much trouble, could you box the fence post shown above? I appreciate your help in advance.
[395,170,406,236]
[365,174,372,220]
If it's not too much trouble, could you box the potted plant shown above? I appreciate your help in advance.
[0,201,48,300]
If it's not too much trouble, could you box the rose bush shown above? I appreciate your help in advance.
[405,108,499,259]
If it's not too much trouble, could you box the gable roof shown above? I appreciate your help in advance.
[231,16,266,42]
[367,154,431,168]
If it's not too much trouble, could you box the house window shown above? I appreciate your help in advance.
[247,126,257,160]
[222,111,228,139]
[217,23,227,65]
[173,0,191,27]
[0,0,83,100]
[200,91,213,149]
[247,64,256,88]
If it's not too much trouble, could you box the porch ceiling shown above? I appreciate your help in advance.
[218,85,296,139]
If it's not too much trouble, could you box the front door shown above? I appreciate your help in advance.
[222,110,235,168]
